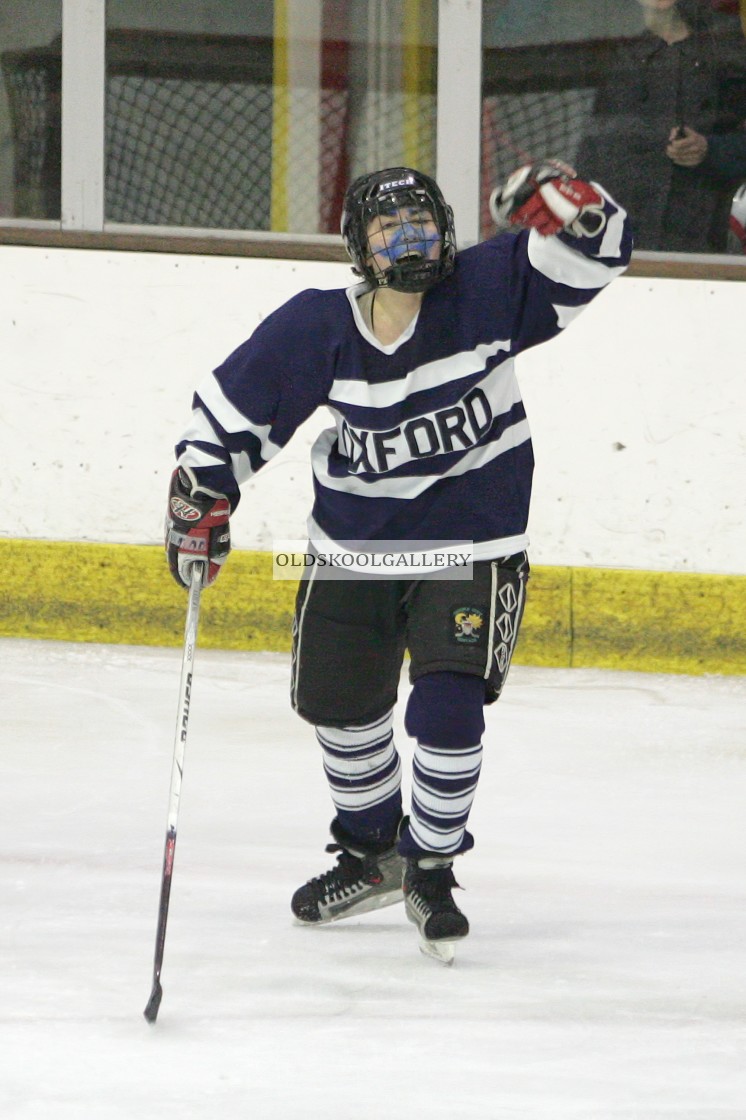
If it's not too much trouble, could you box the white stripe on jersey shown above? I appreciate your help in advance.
[528,226,628,287]
[595,185,629,258]
[178,420,255,485]
[196,370,284,456]
[178,444,228,471]
[329,337,512,409]
[179,405,222,447]
[178,408,237,473]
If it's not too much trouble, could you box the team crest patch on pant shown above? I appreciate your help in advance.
[452,607,484,644]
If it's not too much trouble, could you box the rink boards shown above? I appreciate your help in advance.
[1,538,743,676]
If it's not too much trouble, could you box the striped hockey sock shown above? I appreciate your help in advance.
[316,710,403,844]
[408,739,483,855]
[401,671,487,857]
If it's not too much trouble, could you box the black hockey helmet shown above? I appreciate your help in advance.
[340,167,456,293]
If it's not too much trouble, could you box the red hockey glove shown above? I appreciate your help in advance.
[490,161,607,238]
[165,468,231,588]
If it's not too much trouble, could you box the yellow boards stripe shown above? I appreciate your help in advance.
[402,0,435,171]
[1,539,744,676]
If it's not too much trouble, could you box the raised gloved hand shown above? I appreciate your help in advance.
[165,467,231,588]
[490,161,606,238]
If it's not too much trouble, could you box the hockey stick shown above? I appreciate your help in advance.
[144,561,205,1024]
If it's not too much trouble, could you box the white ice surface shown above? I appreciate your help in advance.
[1,638,745,1119]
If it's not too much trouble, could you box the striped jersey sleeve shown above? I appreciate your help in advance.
[175,289,338,508]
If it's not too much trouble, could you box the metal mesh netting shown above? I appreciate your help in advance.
[480,89,597,238]
[0,40,356,231]
[1,51,61,218]
[483,90,597,179]
[319,88,349,233]
[106,77,275,228]
[347,91,437,184]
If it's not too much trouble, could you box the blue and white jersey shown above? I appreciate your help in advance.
[176,191,631,559]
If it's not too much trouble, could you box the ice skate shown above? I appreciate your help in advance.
[291,818,404,924]
[403,855,469,965]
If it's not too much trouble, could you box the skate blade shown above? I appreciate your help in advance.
[418,937,457,965]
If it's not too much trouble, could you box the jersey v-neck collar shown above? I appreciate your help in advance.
[346,283,421,354]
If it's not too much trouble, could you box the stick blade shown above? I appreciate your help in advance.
[143,980,163,1023]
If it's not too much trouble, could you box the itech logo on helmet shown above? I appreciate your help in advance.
[377,175,416,194]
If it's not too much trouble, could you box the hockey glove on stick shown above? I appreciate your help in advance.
[490,161,606,238]
[165,467,231,588]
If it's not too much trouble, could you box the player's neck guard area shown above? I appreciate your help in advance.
[346,284,421,353]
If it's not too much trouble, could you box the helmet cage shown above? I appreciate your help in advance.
[341,168,456,293]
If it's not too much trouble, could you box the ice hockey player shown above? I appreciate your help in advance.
[165,161,632,963]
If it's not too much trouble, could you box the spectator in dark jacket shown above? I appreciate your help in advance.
[577,0,746,252]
